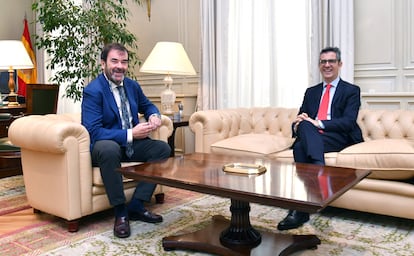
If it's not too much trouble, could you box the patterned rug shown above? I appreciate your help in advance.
[40,197,414,256]
[0,175,29,216]
[1,176,414,255]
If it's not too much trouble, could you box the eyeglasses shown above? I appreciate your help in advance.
[319,59,338,65]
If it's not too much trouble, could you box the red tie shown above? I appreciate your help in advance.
[317,84,332,120]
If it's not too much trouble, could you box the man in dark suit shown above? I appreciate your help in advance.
[277,46,363,231]
[81,43,171,238]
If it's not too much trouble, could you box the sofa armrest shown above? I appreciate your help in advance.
[189,109,243,153]
[147,114,174,142]
[8,115,90,153]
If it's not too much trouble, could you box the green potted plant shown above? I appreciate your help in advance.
[32,0,142,102]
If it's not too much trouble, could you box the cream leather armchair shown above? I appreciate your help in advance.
[8,113,173,232]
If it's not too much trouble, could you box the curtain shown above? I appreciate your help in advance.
[310,0,354,84]
[198,0,219,110]
[199,0,310,110]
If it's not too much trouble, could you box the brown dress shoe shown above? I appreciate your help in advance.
[114,216,130,238]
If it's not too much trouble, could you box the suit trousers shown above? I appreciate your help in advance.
[92,138,171,206]
[293,121,349,165]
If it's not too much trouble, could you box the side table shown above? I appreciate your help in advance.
[0,151,22,178]
[168,115,189,157]
[0,104,27,137]
[0,104,26,178]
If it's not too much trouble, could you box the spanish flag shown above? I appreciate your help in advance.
[17,18,37,97]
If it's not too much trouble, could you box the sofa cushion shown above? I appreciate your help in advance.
[271,149,338,166]
[336,139,414,180]
[92,162,142,186]
[211,134,294,157]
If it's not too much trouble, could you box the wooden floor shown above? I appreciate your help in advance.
[0,207,56,236]
[0,170,54,236]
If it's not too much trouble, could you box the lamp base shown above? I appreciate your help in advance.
[162,109,174,115]
[160,78,176,115]
[7,69,19,106]
[7,92,19,106]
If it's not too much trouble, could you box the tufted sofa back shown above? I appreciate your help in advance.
[190,107,414,153]
[190,107,297,153]
[198,107,414,142]
[197,107,298,138]
[357,109,414,144]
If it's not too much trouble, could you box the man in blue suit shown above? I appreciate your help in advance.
[82,43,171,238]
[277,47,363,231]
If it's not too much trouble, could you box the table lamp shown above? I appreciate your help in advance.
[0,40,34,106]
[140,41,196,115]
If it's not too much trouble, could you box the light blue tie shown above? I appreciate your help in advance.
[117,86,134,158]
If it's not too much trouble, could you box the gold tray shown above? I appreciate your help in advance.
[223,163,266,175]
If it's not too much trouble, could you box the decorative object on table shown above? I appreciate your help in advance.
[223,163,267,175]
[178,102,184,117]
[0,40,34,106]
[140,42,196,115]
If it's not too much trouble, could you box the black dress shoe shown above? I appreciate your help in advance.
[277,210,310,231]
[114,216,130,238]
[129,209,163,223]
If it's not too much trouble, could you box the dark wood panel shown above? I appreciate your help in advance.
[0,104,26,137]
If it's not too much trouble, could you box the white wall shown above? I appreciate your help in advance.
[0,0,34,40]
[354,0,414,109]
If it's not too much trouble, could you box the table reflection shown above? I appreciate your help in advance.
[122,153,359,208]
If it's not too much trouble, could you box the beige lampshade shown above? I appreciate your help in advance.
[0,40,34,71]
[140,42,196,76]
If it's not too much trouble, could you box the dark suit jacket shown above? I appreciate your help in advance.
[81,74,159,150]
[296,79,363,146]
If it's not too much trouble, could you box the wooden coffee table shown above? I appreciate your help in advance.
[119,153,370,256]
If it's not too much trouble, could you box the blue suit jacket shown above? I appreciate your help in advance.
[81,74,160,149]
[296,79,363,145]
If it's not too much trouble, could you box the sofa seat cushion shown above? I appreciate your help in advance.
[92,163,140,196]
[211,134,294,157]
[336,139,414,180]
[92,162,143,186]
[351,178,414,196]
[271,149,338,166]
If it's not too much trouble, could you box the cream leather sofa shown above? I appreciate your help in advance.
[8,113,173,232]
[189,107,414,220]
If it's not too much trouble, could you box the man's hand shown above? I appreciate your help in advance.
[131,114,162,139]
[294,113,308,132]
[294,113,319,132]
[148,114,162,129]
[132,122,156,139]
[306,117,320,128]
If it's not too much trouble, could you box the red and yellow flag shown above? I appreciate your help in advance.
[17,18,37,97]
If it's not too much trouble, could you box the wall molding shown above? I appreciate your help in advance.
[361,92,414,110]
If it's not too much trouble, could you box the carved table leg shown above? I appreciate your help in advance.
[220,199,261,247]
